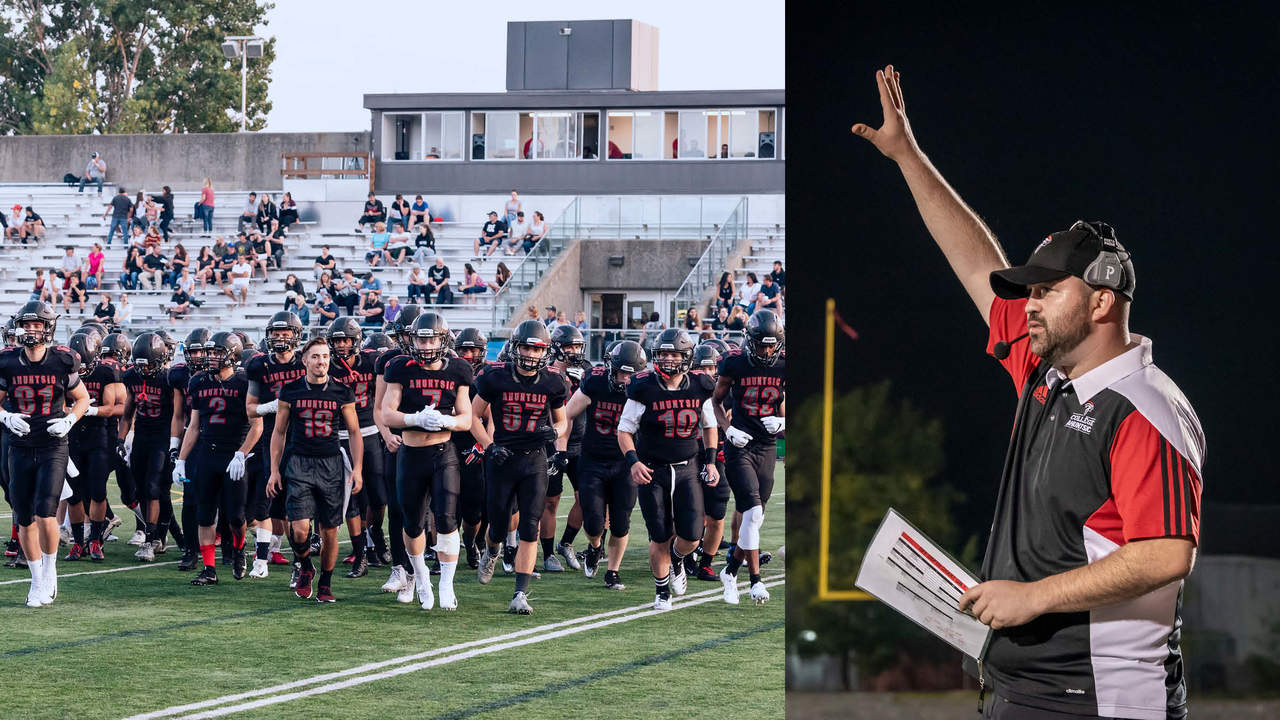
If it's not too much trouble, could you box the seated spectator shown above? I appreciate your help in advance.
[383,295,402,324]
[1,206,19,242]
[408,195,429,229]
[739,272,763,315]
[120,247,143,290]
[211,234,233,264]
[142,223,163,251]
[93,292,115,323]
[140,245,169,291]
[406,264,429,304]
[58,247,82,281]
[716,272,736,310]
[238,192,258,234]
[130,191,148,232]
[756,273,782,313]
[246,230,270,279]
[474,211,507,260]
[168,286,192,324]
[387,194,409,234]
[278,191,299,228]
[556,310,568,326]
[256,194,277,234]
[427,256,451,304]
[127,224,147,253]
[167,243,189,288]
[175,267,196,298]
[357,292,384,327]
[114,293,132,328]
[607,140,623,159]
[486,261,511,293]
[386,226,411,266]
[356,193,385,233]
[62,272,87,315]
[100,189,128,246]
[312,288,338,326]
[315,270,335,299]
[194,246,216,290]
[641,312,665,351]
[214,247,238,301]
[724,305,748,341]
[506,211,528,255]
[771,260,785,296]
[359,272,382,303]
[84,242,106,291]
[711,306,729,333]
[230,255,253,307]
[313,245,337,280]
[283,274,306,307]
[21,207,46,244]
[267,220,286,269]
[143,196,160,229]
[30,269,50,302]
[411,222,436,267]
[285,290,310,326]
[366,222,390,266]
[684,306,701,332]
[522,211,548,254]
[573,311,588,331]
[79,152,107,194]
[334,268,360,316]
[459,263,486,303]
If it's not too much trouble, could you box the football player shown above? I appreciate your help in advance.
[542,325,589,572]
[689,342,730,581]
[451,327,489,569]
[64,331,125,561]
[170,328,209,571]
[326,317,382,579]
[371,304,422,600]
[120,333,176,562]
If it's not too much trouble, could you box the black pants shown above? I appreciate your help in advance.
[337,293,359,316]
[0,432,9,509]
[484,446,547,545]
[67,444,110,505]
[725,440,777,512]
[132,438,170,504]
[577,455,637,538]
[699,457,730,520]
[455,442,485,527]
[546,451,581,498]
[7,441,69,525]
[985,694,1121,720]
[195,444,248,528]
[340,435,383,521]
[112,444,137,507]
[382,440,408,566]
[636,459,703,544]
[250,443,286,522]
[182,456,199,551]
[397,442,459,538]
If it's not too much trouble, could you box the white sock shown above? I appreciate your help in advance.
[28,555,44,584]
[42,552,57,582]
[505,530,518,547]
[439,560,456,590]
[269,534,281,553]
[255,527,272,544]
[408,552,429,580]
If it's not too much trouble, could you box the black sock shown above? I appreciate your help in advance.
[289,537,312,570]
[145,522,158,543]
[350,532,366,561]
[654,573,670,598]
[255,541,270,561]
[560,524,579,547]
[514,571,532,594]
[725,553,743,577]
[91,520,107,543]
[600,529,608,548]
[319,569,333,587]
[461,525,477,553]
[370,525,386,553]
[750,572,762,585]
[540,537,554,559]
[72,521,85,545]
[699,548,716,566]
[105,506,116,520]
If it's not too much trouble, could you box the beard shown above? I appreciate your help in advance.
[1028,297,1091,367]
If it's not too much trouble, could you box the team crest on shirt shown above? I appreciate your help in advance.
[1033,385,1049,404]
[1065,401,1096,435]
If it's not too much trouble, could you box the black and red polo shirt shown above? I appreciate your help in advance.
[973,297,1205,720]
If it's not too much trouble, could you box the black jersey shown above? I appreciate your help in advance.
[579,365,627,460]
[278,377,354,457]
[330,349,378,428]
[374,347,405,436]
[102,357,127,445]
[187,370,251,445]
[625,369,715,464]
[474,361,568,451]
[384,355,474,420]
[74,361,123,448]
[717,348,786,438]
[123,367,175,436]
[558,360,591,451]
[245,352,305,441]
[168,362,192,415]
[0,345,81,447]
[450,372,480,449]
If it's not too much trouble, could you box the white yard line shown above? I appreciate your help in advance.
[126,573,786,720]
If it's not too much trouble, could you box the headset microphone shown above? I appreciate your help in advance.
[991,332,1029,360]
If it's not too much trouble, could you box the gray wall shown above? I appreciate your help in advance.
[374,160,783,196]
[578,239,708,289]
[0,132,370,191]
[506,20,637,91]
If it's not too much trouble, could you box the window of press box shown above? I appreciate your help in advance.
[605,109,777,160]
[380,112,465,160]
[471,111,600,160]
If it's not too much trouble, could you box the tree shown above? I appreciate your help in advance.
[0,0,275,135]
[787,381,979,685]
[29,40,97,135]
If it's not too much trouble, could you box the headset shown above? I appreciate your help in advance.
[1076,220,1133,298]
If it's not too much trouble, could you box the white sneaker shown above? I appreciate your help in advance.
[507,591,533,615]
[749,582,770,605]
[27,576,46,608]
[381,565,407,593]
[416,574,435,610]
[103,515,123,541]
[654,594,672,611]
[670,565,688,596]
[248,558,269,578]
[556,542,581,571]
[127,529,147,546]
[438,579,457,610]
[396,576,415,604]
[135,542,155,562]
[719,569,740,605]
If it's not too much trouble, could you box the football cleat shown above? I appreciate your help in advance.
[695,561,719,582]
[59,526,72,547]
[477,546,500,585]
[416,573,435,610]
[232,548,246,580]
[380,565,407,593]
[27,579,47,608]
[365,547,384,568]
[603,570,626,591]
[295,567,314,599]
[556,542,581,571]
[64,543,83,561]
[749,582,770,604]
[5,553,25,568]
[669,558,688,596]
[135,542,155,562]
[396,574,415,604]
[177,549,197,571]
[153,538,167,554]
[289,562,301,589]
[191,567,219,586]
[507,591,533,615]
[127,529,147,546]
[683,552,699,578]
[438,579,457,610]
[308,533,321,556]
[341,554,355,564]
[102,515,123,542]
[582,544,601,579]
[543,553,564,572]
[465,541,479,569]
[719,569,740,605]
[4,538,18,557]
[346,555,368,578]
[654,593,673,612]
[269,551,289,566]
[315,586,336,603]
[501,543,516,574]
[88,540,105,562]
[759,550,772,566]
[248,558,269,578]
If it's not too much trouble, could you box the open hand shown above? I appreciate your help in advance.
[851,65,921,163]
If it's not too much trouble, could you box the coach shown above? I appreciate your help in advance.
[854,65,1204,720]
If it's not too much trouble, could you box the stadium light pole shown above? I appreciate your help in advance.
[221,35,264,132]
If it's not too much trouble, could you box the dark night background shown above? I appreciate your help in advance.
[786,6,1280,549]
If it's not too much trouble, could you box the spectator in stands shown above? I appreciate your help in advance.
[506,211,528,255]
[770,260,785,295]
[384,295,402,324]
[315,271,334,299]
[556,310,568,326]
[62,272,87,315]
[120,247,142,290]
[130,191,148,232]
[358,291,384,327]
[711,306,729,333]
[756,273,782,314]
[31,269,50,302]
[127,224,146,252]
[21,207,46,244]
[312,288,338,326]
[525,305,539,321]
[238,192,258,234]
[230,254,252,307]
[427,257,451,305]
[388,194,409,233]
[255,194,277,234]
[334,268,360,316]
[411,222,436,266]
[366,222,390,266]
[283,274,306,309]
[152,186,174,241]
[285,290,310,326]
[167,244,189,288]
[0,207,17,242]
[684,306,701,332]
[459,263,486,303]
[386,225,411,266]
[573,311,588,331]
[143,195,160,229]
[212,234,232,263]
[739,272,762,315]
[79,152,107,193]
[641,312,664,350]
[175,266,195,298]
[406,264,429,304]
[522,211,548,254]
[85,243,106,291]
[486,261,511,293]
[267,219,287,269]
[198,178,215,233]
[103,187,131,247]
[194,246,215,290]
[140,244,169,291]
[245,230,270,279]
[725,305,748,340]
[232,231,254,261]
[93,293,115,324]
[278,192,298,229]
[114,293,132,328]
[716,272,735,310]
[544,305,558,329]
[359,272,382,304]
[313,245,336,280]
[356,193,385,233]
[143,224,164,252]
[475,211,507,261]
[168,285,192,324]
[409,195,429,229]
[58,247,81,281]
[504,191,523,229]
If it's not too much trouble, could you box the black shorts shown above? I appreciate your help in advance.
[636,459,704,544]
[397,442,459,537]
[699,457,730,521]
[112,443,136,506]
[546,451,582,498]
[250,454,287,522]
[484,446,547,545]
[577,454,637,538]
[0,432,9,508]
[7,441,69,525]
[454,441,486,526]
[68,443,110,505]
[284,453,345,529]
[725,440,777,513]
[195,444,248,528]
[131,438,170,504]
[348,433,387,507]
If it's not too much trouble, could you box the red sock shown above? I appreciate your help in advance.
[200,544,216,568]
[232,530,245,549]
[9,523,16,540]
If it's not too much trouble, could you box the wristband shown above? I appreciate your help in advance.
[701,447,717,465]
[624,450,640,466]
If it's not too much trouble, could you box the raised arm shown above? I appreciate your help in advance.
[852,65,1009,321]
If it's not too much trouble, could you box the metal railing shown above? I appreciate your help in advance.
[670,197,748,323]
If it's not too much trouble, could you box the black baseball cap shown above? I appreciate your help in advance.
[989,220,1135,300]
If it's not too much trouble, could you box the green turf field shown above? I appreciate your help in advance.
[0,465,785,720]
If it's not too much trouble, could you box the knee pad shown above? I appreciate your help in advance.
[431,530,460,556]
[738,505,764,550]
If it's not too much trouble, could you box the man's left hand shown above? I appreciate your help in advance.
[957,580,1046,629]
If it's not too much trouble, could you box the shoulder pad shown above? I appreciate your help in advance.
[634,370,652,379]
[545,366,561,374]
[54,345,73,353]
[590,365,607,376]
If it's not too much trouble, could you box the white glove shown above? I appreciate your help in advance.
[172,459,187,486]
[46,415,77,438]
[255,399,279,416]
[0,409,31,437]
[67,457,80,478]
[227,451,247,481]
[725,425,753,448]
[85,398,99,417]
[405,405,444,430]
[761,416,785,434]
[124,430,135,458]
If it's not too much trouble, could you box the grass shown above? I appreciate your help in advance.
[0,465,785,720]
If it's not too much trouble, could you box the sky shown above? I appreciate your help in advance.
[255,0,785,133]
